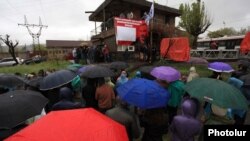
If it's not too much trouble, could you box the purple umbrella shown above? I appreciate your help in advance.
[186,57,208,64]
[208,62,234,73]
[150,66,181,82]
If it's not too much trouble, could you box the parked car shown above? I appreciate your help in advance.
[0,57,23,67]
[22,55,46,65]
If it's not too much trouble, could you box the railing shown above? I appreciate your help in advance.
[190,49,244,60]
[90,17,173,38]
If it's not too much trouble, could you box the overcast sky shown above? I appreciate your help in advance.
[0,0,249,45]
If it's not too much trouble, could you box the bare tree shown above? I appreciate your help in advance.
[0,34,19,64]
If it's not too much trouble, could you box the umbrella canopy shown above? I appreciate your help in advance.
[186,57,208,64]
[23,77,43,88]
[6,108,128,141]
[116,78,170,109]
[110,61,129,70]
[77,65,95,74]
[0,74,24,88]
[138,66,154,74]
[208,62,234,73]
[238,59,250,68]
[0,90,48,129]
[184,78,248,109]
[40,69,77,91]
[150,66,181,82]
[66,63,82,72]
[80,66,115,78]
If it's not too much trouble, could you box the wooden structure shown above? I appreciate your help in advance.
[88,0,180,59]
[46,40,91,60]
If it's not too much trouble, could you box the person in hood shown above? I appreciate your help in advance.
[116,71,129,87]
[187,66,199,82]
[52,87,82,111]
[170,98,202,141]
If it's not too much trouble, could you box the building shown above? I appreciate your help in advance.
[88,0,180,60]
[46,40,91,60]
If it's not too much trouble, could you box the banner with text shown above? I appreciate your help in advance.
[114,17,148,46]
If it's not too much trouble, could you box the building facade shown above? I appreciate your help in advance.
[88,0,181,60]
[46,40,91,60]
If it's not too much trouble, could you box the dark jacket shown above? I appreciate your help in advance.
[106,106,140,141]
[82,79,98,109]
[170,99,202,141]
[52,87,82,111]
[140,108,168,141]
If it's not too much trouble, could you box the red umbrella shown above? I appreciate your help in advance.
[5,108,128,141]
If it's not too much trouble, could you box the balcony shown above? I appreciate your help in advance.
[90,17,175,40]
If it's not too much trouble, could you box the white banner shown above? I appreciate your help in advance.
[116,26,136,42]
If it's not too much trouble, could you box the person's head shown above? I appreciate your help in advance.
[181,97,200,118]
[135,71,141,78]
[189,66,196,73]
[59,87,73,101]
[120,71,127,78]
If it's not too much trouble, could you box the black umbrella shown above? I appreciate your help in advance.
[139,66,154,74]
[0,90,48,129]
[0,74,24,88]
[238,59,250,68]
[24,77,43,88]
[80,66,115,78]
[110,61,129,70]
[138,66,155,80]
[39,70,77,91]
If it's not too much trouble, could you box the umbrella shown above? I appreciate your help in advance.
[208,62,234,73]
[138,65,154,74]
[186,57,208,64]
[77,65,95,74]
[150,66,181,82]
[110,61,129,70]
[116,78,170,109]
[184,77,248,109]
[23,77,43,88]
[0,74,24,88]
[0,90,48,129]
[138,66,155,80]
[40,69,77,91]
[67,63,82,72]
[6,108,129,141]
[80,66,115,78]
[238,59,250,68]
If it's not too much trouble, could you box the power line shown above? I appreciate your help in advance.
[18,15,48,53]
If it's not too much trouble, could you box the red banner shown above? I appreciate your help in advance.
[114,17,148,46]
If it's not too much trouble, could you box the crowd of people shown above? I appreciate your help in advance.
[0,60,250,141]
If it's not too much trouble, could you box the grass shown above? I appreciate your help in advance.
[0,60,72,75]
[0,59,238,80]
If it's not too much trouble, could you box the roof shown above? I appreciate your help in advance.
[46,40,91,48]
[89,0,180,21]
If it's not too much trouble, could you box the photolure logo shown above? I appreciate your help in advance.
[204,125,250,141]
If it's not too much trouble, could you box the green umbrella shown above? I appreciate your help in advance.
[67,63,82,72]
[184,77,248,110]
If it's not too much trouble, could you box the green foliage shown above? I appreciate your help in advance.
[179,1,211,48]
[208,27,250,38]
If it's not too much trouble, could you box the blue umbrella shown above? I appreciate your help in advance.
[116,78,170,109]
[208,62,234,73]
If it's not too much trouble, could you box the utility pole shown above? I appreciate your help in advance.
[18,15,48,55]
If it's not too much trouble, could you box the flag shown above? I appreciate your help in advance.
[145,1,154,25]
